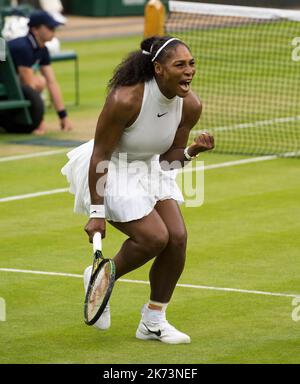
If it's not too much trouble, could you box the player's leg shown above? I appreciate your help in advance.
[108,209,169,279]
[149,199,187,303]
[136,199,190,344]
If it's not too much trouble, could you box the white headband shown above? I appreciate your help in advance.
[151,38,181,62]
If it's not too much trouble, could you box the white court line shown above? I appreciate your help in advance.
[192,115,300,134]
[0,188,69,203]
[0,268,298,299]
[183,151,300,173]
[0,149,68,162]
[1,114,299,163]
[181,154,277,174]
[0,154,284,203]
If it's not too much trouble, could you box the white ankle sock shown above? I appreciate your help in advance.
[143,301,169,323]
[148,300,168,311]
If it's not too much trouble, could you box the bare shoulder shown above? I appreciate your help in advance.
[183,90,202,116]
[108,83,143,112]
[94,83,145,141]
[179,90,202,129]
[103,83,144,126]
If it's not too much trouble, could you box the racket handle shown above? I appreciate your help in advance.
[93,232,102,252]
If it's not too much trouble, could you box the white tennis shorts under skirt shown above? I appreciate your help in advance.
[61,140,184,223]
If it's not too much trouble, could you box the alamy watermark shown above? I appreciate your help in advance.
[291,297,300,322]
[0,297,6,322]
[0,38,5,62]
[95,154,205,208]
[291,37,300,62]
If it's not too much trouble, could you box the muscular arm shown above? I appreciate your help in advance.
[88,92,133,205]
[159,91,202,169]
[85,84,142,240]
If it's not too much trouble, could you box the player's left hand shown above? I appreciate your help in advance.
[190,131,214,154]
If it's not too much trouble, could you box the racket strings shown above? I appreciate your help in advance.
[85,260,114,322]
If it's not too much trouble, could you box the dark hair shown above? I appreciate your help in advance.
[107,36,189,90]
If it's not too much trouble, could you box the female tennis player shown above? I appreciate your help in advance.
[62,36,214,344]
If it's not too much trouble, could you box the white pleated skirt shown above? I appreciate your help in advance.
[61,140,184,223]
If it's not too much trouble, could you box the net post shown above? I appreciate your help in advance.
[144,0,166,38]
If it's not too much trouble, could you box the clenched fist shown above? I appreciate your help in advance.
[189,131,214,156]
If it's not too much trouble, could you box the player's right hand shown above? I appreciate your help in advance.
[84,218,106,242]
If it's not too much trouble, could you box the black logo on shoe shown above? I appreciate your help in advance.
[143,322,161,337]
[157,112,168,118]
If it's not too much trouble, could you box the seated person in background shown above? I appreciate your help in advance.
[8,10,72,134]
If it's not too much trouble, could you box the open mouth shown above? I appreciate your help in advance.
[178,79,192,92]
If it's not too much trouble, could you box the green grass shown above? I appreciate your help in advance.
[0,153,300,364]
[1,35,300,364]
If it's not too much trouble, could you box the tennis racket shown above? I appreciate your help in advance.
[84,232,116,326]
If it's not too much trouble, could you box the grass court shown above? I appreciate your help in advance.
[0,35,299,364]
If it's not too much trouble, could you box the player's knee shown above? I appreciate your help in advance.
[154,232,169,253]
[169,228,187,251]
[142,230,169,255]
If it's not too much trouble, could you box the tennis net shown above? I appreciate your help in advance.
[166,1,300,157]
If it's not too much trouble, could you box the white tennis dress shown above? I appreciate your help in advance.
[61,78,184,222]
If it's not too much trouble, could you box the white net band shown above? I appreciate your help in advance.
[169,1,300,22]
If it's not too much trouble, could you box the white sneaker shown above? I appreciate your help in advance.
[136,305,191,344]
[83,265,111,330]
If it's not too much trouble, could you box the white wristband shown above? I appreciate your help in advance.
[184,147,199,161]
[89,205,105,219]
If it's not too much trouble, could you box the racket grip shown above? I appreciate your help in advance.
[93,232,102,252]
